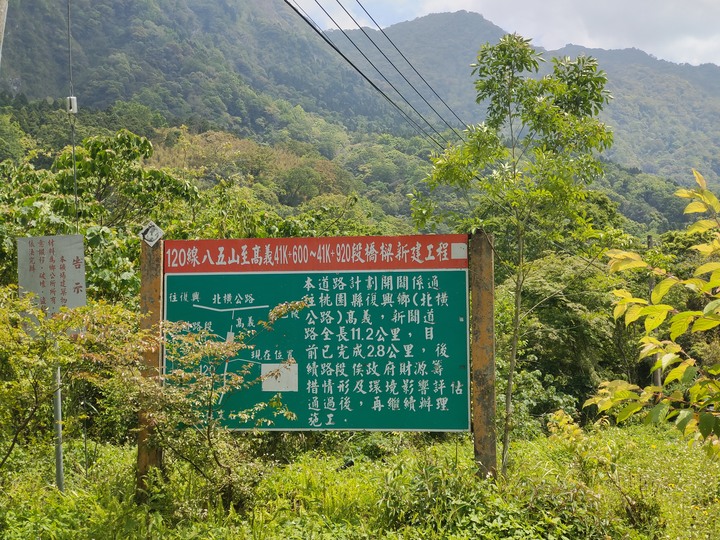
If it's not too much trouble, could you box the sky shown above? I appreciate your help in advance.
[292,0,720,66]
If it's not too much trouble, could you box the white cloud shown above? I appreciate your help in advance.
[293,0,720,65]
[445,0,720,65]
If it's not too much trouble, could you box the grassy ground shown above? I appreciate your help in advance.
[1,424,719,539]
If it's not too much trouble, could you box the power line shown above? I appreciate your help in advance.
[66,0,79,234]
[290,2,610,277]
[285,0,447,150]
[354,0,470,131]
[285,1,440,147]
[306,0,452,147]
[332,0,465,141]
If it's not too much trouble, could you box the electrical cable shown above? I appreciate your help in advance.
[289,1,610,292]
[66,0,79,235]
[308,0,451,147]
[286,0,433,144]
[67,0,91,477]
[284,0,445,149]
[332,0,465,141]
[287,1,439,146]
[353,0,470,133]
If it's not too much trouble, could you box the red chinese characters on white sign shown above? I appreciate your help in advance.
[17,235,87,314]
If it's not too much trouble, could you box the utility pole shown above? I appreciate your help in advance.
[0,1,8,70]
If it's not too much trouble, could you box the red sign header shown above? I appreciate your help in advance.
[164,235,468,274]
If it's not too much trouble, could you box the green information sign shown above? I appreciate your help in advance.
[164,235,470,431]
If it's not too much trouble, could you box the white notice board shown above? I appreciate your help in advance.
[17,235,87,314]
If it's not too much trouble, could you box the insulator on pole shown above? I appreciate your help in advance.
[66,96,78,114]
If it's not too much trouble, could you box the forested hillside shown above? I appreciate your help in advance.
[1,0,399,134]
[335,13,720,184]
[2,2,720,184]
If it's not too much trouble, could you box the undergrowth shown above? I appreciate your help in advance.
[1,424,719,539]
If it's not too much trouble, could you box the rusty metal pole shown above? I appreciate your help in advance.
[470,232,496,477]
[136,239,163,500]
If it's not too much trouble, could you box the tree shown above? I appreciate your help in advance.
[276,165,323,207]
[506,253,625,402]
[0,129,197,302]
[587,170,720,454]
[412,34,613,474]
[0,287,155,473]
[0,113,31,162]
[53,129,196,228]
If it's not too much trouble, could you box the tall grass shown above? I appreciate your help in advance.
[1,425,718,539]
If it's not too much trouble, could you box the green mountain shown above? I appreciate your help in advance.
[558,45,720,185]
[334,14,720,185]
[2,1,719,186]
[0,0,400,133]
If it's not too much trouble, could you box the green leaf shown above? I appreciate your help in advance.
[699,413,716,439]
[669,311,699,340]
[651,277,679,304]
[694,169,708,190]
[604,380,641,393]
[612,289,633,299]
[692,315,720,333]
[674,188,696,199]
[695,262,720,276]
[609,260,648,273]
[583,395,603,408]
[688,219,718,234]
[707,363,720,376]
[595,398,615,413]
[614,389,642,401]
[683,277,710,291]
[617,402,644,423]
[625,304,645,326]
[704,298,720,315]
[700,189,720,213]
[652,353,681,372]
[665,362,691,385]
[607,251,648,273]
[641,304,673,333]
[689,382,708,407]
[675,409,695,433]
[644,313,665,333]
[685,200,709,214]
[707,270,720,290]
[682,366,699,385]
[645,402,670,425]
[693,243,716,256]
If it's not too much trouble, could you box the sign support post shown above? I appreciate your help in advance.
[53,362,64,492]
[470,232,496,477]
[136,238,163,500]
[17,234,87,492]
